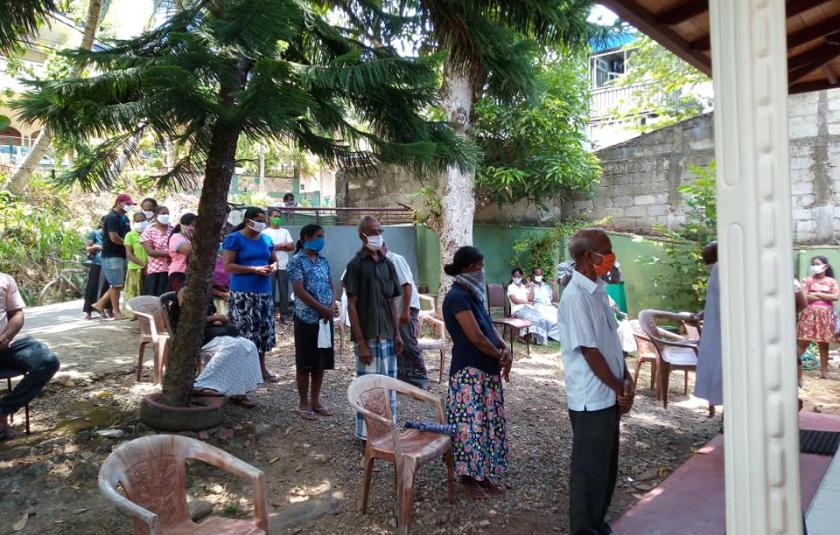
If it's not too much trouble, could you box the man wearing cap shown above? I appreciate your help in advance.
[93,194,133,320]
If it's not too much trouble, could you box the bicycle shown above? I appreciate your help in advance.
[38,256,87,306]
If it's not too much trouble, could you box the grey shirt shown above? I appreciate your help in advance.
[343,250,402,341]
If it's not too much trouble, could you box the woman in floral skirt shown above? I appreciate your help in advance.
[442,246,513,499]
[797,255,839,378]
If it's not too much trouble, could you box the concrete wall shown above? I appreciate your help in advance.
[335,166,567,226]
[564,88,840,244]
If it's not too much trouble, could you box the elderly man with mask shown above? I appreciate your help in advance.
[558,228,634,535]
[343,215,404,440]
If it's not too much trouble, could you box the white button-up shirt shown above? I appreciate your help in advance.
[558,271,626,411]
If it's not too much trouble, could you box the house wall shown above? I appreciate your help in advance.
[564,88,840,244]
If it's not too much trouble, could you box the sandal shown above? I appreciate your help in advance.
[478,478,506,496]
[229,397,256,409]
[312,406,334,417]
[459,478,487,500]
[294,408,318,421]
[262,372,279,383]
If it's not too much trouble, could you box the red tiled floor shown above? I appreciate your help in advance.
[612,412,840,535]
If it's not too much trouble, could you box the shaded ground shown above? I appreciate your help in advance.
[3,310,838,534]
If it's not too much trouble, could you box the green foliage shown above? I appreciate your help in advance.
[613,34,712,131]
[475,51,601,206]
[0,178,86,305]
[0,0,56,53]
[509,217,610,279]
[12,0,474,192]
[411,186,443,231]
[638,162,717,310]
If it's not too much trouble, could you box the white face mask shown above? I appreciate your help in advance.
[122,203,133,212]
[513,277,522,285]
[810,264,827,275]
[143,210,154,219]
[132,222,147,232]
[156,214,170,225]
[248,220,267,233]
[365,234,384,251]
[533,275,543,283]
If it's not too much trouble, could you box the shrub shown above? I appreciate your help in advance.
[0,178,87,304]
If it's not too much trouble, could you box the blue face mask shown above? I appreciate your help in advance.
[304,237,325,252]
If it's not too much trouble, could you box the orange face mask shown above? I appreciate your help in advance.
[593,252,616,277]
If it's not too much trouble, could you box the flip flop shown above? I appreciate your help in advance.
[294,409,318,421]
[312,406,334,417]
[262,372,279,383]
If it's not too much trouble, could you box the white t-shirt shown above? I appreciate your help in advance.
[386,251,421,312]
[261,227,294,269]
[507,282,530,314]
[0,273,26,342]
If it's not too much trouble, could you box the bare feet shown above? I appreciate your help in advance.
[294,407,317,421]
[311,404,334,417]
[84,313,92,320]
[262,370,279,383]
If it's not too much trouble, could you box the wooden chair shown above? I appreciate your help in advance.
[127,296,171,384]
[347,375,454,535]
[417,311,447,383]
[98,434,268,535]
[638,310,710,413]
[0,370,30,434]
[486,283,531,356]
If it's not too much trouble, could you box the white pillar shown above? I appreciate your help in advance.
[709,1,802,534]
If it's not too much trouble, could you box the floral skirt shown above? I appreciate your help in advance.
[797,305,835,344]
[229,291,276,353]
[446,367,510,481]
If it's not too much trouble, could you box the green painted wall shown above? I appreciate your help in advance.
[795,248,840,280]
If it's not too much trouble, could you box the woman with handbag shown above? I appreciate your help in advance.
[286,224,335,420]
[796,255,839,379]
[169,287,263,408]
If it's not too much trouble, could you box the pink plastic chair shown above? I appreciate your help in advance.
[98,434,268,535]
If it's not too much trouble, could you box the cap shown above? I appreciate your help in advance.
[116,193,135,205]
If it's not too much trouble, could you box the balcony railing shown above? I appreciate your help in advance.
[590,82,652,120]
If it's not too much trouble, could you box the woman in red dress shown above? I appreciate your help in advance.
[796,255,839,378]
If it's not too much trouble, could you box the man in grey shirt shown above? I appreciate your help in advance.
[344,215,403,440]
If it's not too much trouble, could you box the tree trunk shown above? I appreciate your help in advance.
[437,61,476,300]
[159,61,247,408]
[6,0,103,193]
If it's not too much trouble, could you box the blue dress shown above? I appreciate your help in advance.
[696,264,722,405]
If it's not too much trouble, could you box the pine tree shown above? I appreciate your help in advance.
[13,0,470,410]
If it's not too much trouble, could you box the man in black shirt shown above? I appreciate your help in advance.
[94,193,134,320]
[344,215,403,440]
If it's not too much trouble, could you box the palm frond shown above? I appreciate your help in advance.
[0,0,56,53]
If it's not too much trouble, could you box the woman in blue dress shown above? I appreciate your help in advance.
[223,207,277,382]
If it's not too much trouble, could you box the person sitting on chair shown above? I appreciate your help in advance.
[0,273,60,440]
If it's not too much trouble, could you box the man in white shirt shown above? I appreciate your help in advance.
[558,229,634,535]
[0,273,60,440]
[263,208,296,323]
[384,244,429,389]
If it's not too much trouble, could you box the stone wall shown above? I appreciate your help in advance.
[563,88,840,244]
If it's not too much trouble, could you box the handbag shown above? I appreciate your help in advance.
[317,319,332,349]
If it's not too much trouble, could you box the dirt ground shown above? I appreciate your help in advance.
[2,317,839,534]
